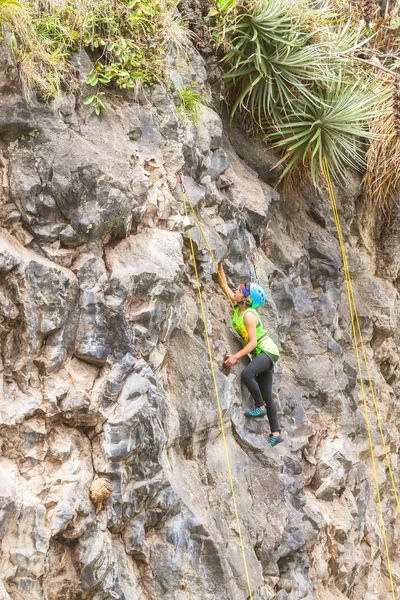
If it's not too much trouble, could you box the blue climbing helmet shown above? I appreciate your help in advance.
[240,282,267,309]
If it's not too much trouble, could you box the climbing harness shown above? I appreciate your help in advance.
[322,158,398,599]
[178,170,254,600]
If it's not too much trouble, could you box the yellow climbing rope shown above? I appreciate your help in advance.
[323,164,400,514]
[322,158,397,599]
[179,177,254,600]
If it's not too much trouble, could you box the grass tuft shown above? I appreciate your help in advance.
[177,86,204,124]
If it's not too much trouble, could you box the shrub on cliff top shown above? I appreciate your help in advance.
[3,0,190,103]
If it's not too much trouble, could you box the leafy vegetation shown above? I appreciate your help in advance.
[221,1,325,124]
[265,75,385,184]
[213,0,393,185]
[0,0,21,13]
[3,0,190,104]
[83,91,107,115]
[177,87,204,124]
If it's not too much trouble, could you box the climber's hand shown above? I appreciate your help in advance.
[224,354,238,369]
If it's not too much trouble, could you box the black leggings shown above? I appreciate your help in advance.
[241,353,279,432]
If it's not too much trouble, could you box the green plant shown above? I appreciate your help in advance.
[0,0,21,13]
[0,0,21,10]
[6,2,79,99]
[80,0,191,109]
[215,0,390,185]
[36,8,76,49]
[209,0,237,18]
[177,87,203,124]
[266,74,386,185]
[162,10,191,50]
[83,91,107,114]
[7,0,190,106]
[218,0,331,125]
[80,0,168,90]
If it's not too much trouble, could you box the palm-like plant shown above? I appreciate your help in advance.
[265,73,382,185]
[266,74,387,185]
[216,0,389,185]
[225,0,296,46]
[224,38,326,124]
[221,0,327,123]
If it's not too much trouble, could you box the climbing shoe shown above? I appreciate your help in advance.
[268,433,284,447]
[245,407,267,418]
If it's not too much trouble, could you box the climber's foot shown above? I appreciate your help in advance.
[245,407,266,418]
[268,433,284,447]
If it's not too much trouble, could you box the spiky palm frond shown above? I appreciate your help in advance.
[224,0,296,46]
[323,18,364,56]
[217,0,390,186]
[266,74,388,185]
[224,42,328,124]
[221,0,330,124]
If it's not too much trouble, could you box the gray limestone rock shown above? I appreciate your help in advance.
[59,224,84,248]
[196,106,223,152]
[222,113,284,186]
[0,231,78,386]
[0,32,399,600]
[74,255,111,367]
[208,148,229,181]
[0,95,36,141]
[308,232,343,289]
[105,228,184,356]
[175,175,206,207]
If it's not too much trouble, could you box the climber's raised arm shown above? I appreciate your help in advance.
[217,262,235,301]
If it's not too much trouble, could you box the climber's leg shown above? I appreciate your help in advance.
[257,366,280,433]
[241,353,272,417]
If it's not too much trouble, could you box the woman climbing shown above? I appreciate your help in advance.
[217,261,283,447]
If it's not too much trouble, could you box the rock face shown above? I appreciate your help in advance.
[0,41,400,600]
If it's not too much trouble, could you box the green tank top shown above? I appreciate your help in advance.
[232,307,280,358]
